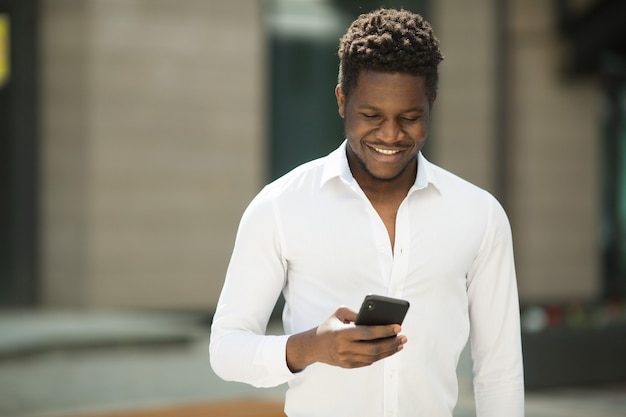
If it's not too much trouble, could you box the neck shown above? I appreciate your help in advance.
[349,154,417,201]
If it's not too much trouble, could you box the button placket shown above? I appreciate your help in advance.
[388,199,411,298]
[383,353,401,417]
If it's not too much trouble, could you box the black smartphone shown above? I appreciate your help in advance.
[355,294,410,326]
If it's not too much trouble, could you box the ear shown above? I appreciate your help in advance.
[429,94,437,109]
[335,85,345,118]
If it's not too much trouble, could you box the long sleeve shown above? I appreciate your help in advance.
[466,196,525,417]
[209,191,294,388]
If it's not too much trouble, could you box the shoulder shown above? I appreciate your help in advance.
[259,156,327,200]
[423,159,510,229]
[427,160,497,205]
[243,155,329,220]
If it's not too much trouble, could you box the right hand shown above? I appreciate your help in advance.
[286,307,407,372]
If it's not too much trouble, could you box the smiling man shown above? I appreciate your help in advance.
[210,8,524,417]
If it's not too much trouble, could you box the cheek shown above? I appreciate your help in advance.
[344,119,370,136]
[411,121,430,139]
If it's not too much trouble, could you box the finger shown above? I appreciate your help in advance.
[352,335,406,358]
[338,359,374,369]
[368,336,406,355]
[355,324,402,341]
[338,338,405,368]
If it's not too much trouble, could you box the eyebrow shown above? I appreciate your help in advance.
[357,104,425,114]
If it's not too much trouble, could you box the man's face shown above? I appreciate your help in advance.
[336,70,432,183]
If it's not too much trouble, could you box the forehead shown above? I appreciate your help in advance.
[350,70,428,107]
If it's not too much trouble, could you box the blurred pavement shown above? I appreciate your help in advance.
[0,311,625,417]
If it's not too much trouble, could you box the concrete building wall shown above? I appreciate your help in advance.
[40,0,602,310]
[508,0,600,301]
[41,0,90,306]
[432,0,496,191]
[40,0,265,309]
[433,0,601,302]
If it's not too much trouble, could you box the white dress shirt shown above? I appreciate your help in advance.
[210,141,524,417]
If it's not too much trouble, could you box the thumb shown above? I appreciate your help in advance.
[335,306,358,324]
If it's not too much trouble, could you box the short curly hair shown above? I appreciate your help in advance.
[338,8,444,102]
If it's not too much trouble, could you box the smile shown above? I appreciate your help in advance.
[373,147,401,155]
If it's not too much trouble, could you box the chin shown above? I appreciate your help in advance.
[365,168,405,182]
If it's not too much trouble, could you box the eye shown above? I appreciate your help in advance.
[401,116,418,122]
[361,113,380,119]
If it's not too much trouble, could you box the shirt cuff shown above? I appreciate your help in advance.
[252,333,295,387]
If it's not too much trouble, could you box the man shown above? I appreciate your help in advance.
[210,8,524,417]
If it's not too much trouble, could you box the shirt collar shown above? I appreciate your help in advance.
[320,140,440,192]
[413,151,439,192]
[320,141,353,187]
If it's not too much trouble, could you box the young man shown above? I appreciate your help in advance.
[210,8,524,417]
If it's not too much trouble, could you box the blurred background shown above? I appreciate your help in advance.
[1,0,625,416]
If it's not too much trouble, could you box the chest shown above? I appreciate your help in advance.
[370,201,400,250]
[280,189,483,288]
[279,189,484,331]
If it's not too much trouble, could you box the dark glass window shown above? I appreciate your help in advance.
[266,0,431,180]
[602,54,626,298]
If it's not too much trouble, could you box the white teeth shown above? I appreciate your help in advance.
[374,147,400,155]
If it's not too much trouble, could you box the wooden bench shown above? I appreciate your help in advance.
[63,399,286,417]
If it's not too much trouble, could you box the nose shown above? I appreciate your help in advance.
[377,118,401,142]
